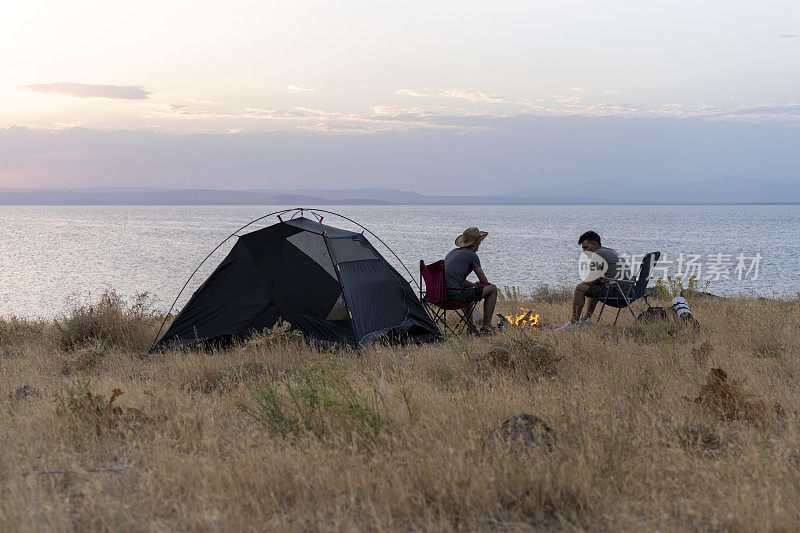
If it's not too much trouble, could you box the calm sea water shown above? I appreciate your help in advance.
[0,205,797,318]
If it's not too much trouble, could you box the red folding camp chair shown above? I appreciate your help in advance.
[419,260,481,335]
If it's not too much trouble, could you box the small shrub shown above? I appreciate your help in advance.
[677,423,724,456]
[499,285,523,302]
[55,290,160,351]
[620,320,679,345]
[654,275,709,299]
[240,354,385,443]
[60,345,106,375]
[479,333,561,379]
[52,378,155,434]
[691,340,713,365]
[246,320,304,347]
[529,284,574,304]
[500,284,573,304]
[626,366,661,402]
[433,361,463,392]
[0,316,48,347]
[690,368,782,425]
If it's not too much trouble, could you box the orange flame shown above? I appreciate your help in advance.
[504,307,540,329]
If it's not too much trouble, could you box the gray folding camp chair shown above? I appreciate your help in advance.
[596,251,661,325]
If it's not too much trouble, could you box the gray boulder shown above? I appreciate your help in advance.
[11,385,40,401]
[491,413,556,453]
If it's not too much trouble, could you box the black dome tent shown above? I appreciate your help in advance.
[151,209,440,350]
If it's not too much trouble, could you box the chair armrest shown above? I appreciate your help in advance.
[602,277,636,284]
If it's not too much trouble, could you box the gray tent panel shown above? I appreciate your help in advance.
[286,231,338,280]
[329,236,377,263]
[285,217,355,238]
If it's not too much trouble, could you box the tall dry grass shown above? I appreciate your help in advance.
[0,289,798,530]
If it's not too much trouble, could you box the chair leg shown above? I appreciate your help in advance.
[469,301,481,334]
[443,310,461,336]
[426,300,482,337]
[422,299,438,322]
[465,305,481,334]
[428,303,445,325]
[615,286,636,320]
[454,303,480,335]
[613,307,622,326]
[426,304,458,337]
[597,283,616,325]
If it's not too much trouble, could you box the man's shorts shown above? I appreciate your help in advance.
[447,286,484,303]
[586,282,633,299]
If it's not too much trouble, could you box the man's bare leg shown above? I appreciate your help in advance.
[572,282,590,322]
[481,284,498,328]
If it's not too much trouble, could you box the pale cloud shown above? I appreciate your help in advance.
[728,103,800,118]
[395,88,509,103]
[12,86,800,137]
[143,101,483,134]
[52,121,84,129]
[294,106,337,117]
[394,89,434,98]
[442,90,509,104]
[369,105,451,117]
[143,103,311,120]
[388,87,799,124]
[581,102,644,115]
[286,84,315,93]
[521,96,733,120]
[300,119,486,135]
[17,82,150,100]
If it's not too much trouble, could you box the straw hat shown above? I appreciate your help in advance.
[455,227,489,248]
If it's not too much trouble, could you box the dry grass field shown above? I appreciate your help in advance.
[1,288,798,531]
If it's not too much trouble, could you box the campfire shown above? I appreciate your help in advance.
[499,307,540,330]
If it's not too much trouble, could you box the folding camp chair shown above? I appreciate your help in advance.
[596,251,661,326]
[419,260,481,335]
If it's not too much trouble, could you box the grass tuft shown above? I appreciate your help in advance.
[55,290,162,351]
[240,353,385,444]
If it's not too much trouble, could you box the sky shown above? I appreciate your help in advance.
[1,0,799,193]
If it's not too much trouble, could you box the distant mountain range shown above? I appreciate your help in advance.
[0,177,798,205]
[516,176,800,205]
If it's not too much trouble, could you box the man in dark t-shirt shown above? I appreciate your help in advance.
[443,227,498,333]
[558,230,623,330]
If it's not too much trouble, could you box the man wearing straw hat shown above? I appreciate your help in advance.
[444,226,498,334]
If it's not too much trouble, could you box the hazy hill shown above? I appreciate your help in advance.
[0,177,797,205]
[518,176,800,204]
[0,187,595,205]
